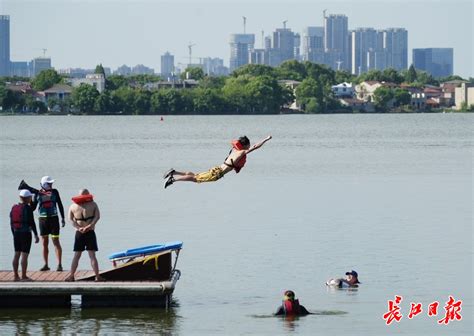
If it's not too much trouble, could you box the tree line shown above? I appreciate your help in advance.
[1,61,473,114]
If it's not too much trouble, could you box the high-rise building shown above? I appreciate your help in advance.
[351,28,379,75]
[302,27,324,63]
[249,49,268,65]
[383,28,408,71]
[229,34,255,71]
[201,57,228,76]
[10,61,29,77]
[132,64,154,75]
[412,48,453,78]
[271,28,298,66]
[30,57,52,76]
[324,14,349,71]
[161,52,174,79]
[114,65,132,76]
[0,15,10,76]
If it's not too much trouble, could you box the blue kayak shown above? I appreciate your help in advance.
[108,241,183,260]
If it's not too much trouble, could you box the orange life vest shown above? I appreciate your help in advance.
[71,194,94,204]
[283,299,302,315]
[226,140,247,173]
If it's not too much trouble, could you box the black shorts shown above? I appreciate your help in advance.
[13,232,32,253]
[39,216,60,237]
[74,230,98,252]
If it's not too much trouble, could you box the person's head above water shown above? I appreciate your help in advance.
[238,136,250,149]
[345,270,361,284]
[284,290,296,301]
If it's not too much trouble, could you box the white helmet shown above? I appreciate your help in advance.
[41,176,55,189]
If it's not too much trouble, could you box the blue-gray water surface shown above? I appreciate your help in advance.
[0,114,472,335]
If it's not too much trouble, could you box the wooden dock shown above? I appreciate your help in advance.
[0,270,181,308]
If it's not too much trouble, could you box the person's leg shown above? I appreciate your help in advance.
[65,251,82,281]
[174,174,197,182]
[173,170,195,176]
[51,237,63,271]
[41,235,50,270]
[12,252,21,281]
[20,252,30,280]
[88,250,104,281]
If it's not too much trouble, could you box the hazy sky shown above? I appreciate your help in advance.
[2,0,473,77]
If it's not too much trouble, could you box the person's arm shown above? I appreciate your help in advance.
[86,204,100,231]
[31,193,38,211]
[9,209,14,235]
[274,305,284,316]
[245,135,272,155]
[27,206,39,242]
[55,189,65,226]
[68,206,81,230]
[300,305,311,315]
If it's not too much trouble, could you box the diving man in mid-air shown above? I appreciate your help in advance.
[163,135,272,189]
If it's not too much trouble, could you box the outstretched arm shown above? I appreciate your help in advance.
[246,135,272,155]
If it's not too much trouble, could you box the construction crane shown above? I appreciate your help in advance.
[41,48,47,57]
[242,16,247,34]
[283,20,288,29]
[188,43,196,66]
[323,9,328,19]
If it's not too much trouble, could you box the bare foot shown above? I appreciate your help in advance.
[13,276,21,282]
[20,277,33,282]
[95,276,106,282]
[64,276,75,282]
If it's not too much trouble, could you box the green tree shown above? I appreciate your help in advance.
[192,88,225,114]
[32,69,62,91]
[373,86,394,112]
[93,92,112,114]
[222,75,252,113]
[335,70,356,84]
[199,76,226,89]
[106,75,129,90]
[393,88,411,107]
[406,64,418,83]
[181,67,204,80]
[129,74,161,86]
[295,78,324,113]
[414,71,439,86]
[245,75,289,113]
[231,64,276,78]
[72,84,100,113]
[276,60,307,81]
[94,64,106,77]
[382,68,404,84]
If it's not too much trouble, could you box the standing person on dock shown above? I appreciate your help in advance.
[32,176,66,272]
[65,189,105,282]
[10,190,39,281]
[163,135,272,189]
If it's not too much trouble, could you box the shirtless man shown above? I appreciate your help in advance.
[65,189,104,282]
[163,135,272,188]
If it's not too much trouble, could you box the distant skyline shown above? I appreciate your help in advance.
[1,0,473,77]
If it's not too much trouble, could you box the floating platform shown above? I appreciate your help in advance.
[0,245,182,308]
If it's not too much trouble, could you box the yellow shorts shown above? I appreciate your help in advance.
[195,167,224,183]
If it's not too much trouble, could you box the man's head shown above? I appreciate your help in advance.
[19,189,32,203]
[79,189,90,196]
[238,136,250,149]
[345,270,361,283]
[40,176,55,190]
[284,290,296,301]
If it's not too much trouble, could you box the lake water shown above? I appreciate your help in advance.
[0,114,472,335]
